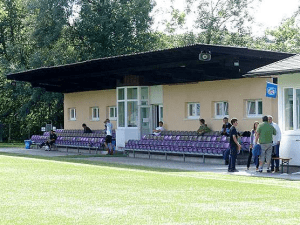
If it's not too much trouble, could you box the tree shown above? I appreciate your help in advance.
[185,0,261,44]
[73,0,155,60]
[262,17,300,53]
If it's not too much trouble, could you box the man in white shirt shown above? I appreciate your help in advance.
[268,115,281,173]
[104,118,113,155]
[153,121,165,136]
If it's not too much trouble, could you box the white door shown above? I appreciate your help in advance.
[139,106,152,139]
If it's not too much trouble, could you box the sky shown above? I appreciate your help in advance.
[152,0,300,36]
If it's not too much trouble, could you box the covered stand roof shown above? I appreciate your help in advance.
[7,44,294,93]
[245,54,300,77]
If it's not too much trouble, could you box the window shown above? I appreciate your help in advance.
[159,105,163,122]
[284,88,293,130]
[117,86,148,128]
[187,103,200,119]
[91,107,99,121]
[246,100,262,117]
[69,108,76,121]
[215,102,228,118]
[127,101,138,127]
[109,106,117,120]
[118,102,125,127]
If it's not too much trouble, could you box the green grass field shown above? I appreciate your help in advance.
[0,143,24,148]
[1,154,300,225]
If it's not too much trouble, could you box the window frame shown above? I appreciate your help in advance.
[69,108,76,121]
[117,86,149,128]
[109,106,117,121]
[215,101,229,119]
[187,102,200,119]
[246,99,263,118]
[91,107,100,121]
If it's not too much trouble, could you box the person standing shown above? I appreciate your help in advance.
[256,116,276,173]
[221,117,232,136]
[268,116,281,173]
[104,119,113,155]
[228,118,241,172]
[246,121,259,170]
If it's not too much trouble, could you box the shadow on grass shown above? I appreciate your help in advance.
[0,152,185,173]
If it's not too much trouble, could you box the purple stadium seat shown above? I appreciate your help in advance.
[220,135,227,142]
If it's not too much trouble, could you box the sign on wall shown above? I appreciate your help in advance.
[266,82,277,98]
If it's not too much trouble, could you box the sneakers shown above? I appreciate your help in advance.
[267,169,271,173]
[256,169,262,173]
[228,169,239,172]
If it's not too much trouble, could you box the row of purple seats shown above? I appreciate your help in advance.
[126,139,229,148]
[142,134,228,142]
[134,136,229,146]
[160,130,221,136]
[31,135,48,144]
[40,129,116,138]
[126,142,229,154]
[31,134,107,148]
[55,137,105,147]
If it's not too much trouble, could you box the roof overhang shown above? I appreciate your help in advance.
[244,54,300,78]
[7,44,295,93]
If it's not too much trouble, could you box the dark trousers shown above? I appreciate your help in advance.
[271,144,280,170]
[40,140,55,148]
[228,146,238,171]
[223,148,230,164]
[247,149,259,169]
[247,148,253,168]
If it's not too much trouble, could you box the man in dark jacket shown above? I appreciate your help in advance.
[39,130,57,151]
[82,123,93,133]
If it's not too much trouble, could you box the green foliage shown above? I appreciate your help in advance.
[1,0,300,142]
[185,0,260,44]
[261,17,300,53]
[73,0,155,59]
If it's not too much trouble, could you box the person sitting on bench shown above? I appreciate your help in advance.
[82,123,93,133]
[39,130,57,151]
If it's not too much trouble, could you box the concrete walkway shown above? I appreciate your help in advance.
[1,147,300,181]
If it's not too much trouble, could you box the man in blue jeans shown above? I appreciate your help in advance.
[228,118,241,172]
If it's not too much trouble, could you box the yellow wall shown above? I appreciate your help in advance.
[64,89,117,130]
[63,78,277,133]
[163,77,277,132]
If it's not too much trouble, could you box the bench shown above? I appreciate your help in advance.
[31,142,104,154]
[124,148,223,163]
[272,157,292,173]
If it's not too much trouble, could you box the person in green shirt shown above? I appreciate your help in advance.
[255,116,276,173]
[197,119,211,136]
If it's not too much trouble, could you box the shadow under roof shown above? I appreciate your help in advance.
[7,44,294,93]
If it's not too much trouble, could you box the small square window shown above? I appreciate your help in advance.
[109,106,117,120]
[91,107,99,121]
[187,103,200,119]
[215,102,228,119]
[247,100,262,117]
[69,108,76,121]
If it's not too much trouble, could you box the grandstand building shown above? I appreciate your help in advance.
[7,44,294,150]
[246,54,300,166]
